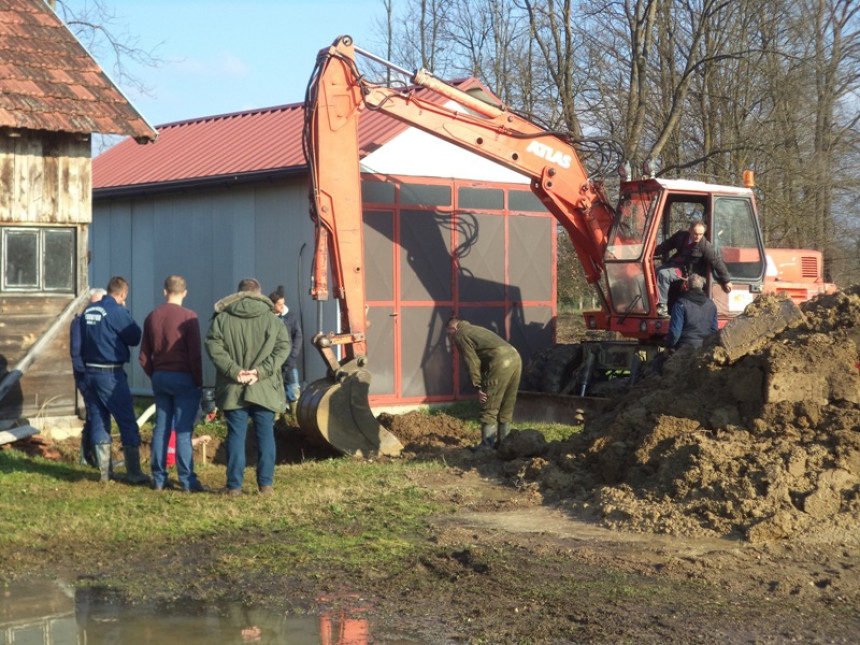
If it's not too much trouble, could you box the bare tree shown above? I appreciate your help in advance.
[378,0,860,283]
[521,0,586,137]
[383,0,454,74]
[51,0,164,97]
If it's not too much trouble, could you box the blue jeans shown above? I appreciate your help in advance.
[223,405,276,490]
[83,367,139,447]
[283,367,301,403]
[150,371,202,489]
[657,264,684,306]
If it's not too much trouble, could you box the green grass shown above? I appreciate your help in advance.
[424,399,583,440]
[0,447,447,584]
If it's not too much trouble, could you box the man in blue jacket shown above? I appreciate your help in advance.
[81,276,148,484]
[665,273,718,349]
[70,287,106,469]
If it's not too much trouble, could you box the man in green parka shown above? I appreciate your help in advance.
[205,278,290,496]
[446,316,522,450]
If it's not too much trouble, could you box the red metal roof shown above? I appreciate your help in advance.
[93,78,488,192]
[0,0,156,141]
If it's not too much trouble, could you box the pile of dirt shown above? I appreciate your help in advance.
[378,410,477,457]
[381,288,860,543]
[565,287,860,542]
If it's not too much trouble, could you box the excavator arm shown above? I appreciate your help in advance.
[307,36,616,287]
[297,37,404,458]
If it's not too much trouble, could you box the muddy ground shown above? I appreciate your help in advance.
[371,289,860,642]
[24,289,860,643]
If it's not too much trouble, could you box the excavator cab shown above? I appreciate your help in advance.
[598,179,767,336]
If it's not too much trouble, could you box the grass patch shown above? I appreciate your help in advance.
[0,403,585,613]
[0,448,447,594]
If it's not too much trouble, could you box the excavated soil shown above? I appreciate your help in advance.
[385,288,860,545]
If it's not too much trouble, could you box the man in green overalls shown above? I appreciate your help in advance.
[446,317,522,450]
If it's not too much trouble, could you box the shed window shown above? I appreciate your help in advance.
[2,227,75,292]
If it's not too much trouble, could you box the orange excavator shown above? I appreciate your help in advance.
[297,35,835,455]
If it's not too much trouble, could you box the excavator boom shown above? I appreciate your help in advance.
[298,37,403,457]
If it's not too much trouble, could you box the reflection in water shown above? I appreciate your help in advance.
[1,581,421,645]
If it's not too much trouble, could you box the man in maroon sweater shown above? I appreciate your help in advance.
[139,275,206,492]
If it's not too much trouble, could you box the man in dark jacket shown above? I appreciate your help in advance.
[665,273,718,349]
[446,317,522,450]
[140,275,205,493]
[269,287,302,418]
[655,219,732,317]
[81,276,148,484]
[205,278,289,496]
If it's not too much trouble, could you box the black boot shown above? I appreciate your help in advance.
[122,445,151,486]
[497,422,511,446]
[94,443,112,483]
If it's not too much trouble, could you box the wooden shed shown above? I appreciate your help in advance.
[0,0,156,434]
[92,84,557,409]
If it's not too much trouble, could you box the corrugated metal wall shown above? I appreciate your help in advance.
[91,174,556,406]
[90,179,332,391]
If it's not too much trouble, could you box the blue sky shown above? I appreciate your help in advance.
[62,0,387,128]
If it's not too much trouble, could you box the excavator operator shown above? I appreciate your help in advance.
[655,219,733,317]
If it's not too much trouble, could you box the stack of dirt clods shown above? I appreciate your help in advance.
[528,288,860,542]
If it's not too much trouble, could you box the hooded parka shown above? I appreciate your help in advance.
[205,292,290,412]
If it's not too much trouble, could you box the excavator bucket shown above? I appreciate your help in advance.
[296,363,403,458]
[514,391,611,426]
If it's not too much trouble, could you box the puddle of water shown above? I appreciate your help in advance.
[1,581,422,645]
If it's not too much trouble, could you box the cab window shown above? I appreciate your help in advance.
[712,198,764,280]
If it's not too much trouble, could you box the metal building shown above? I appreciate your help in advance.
[92,82,556,408]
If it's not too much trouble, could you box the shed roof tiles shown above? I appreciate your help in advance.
[0,0,157,141]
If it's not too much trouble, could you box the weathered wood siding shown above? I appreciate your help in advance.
[0,130,91,422]
[0,131,91,225]
[0,295,78,419]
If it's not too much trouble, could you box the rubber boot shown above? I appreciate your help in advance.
[122,445,152,486]
[94,443,112,483]
[289,400,298,418]
[497,422,511,447]
[471,423,497,452]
